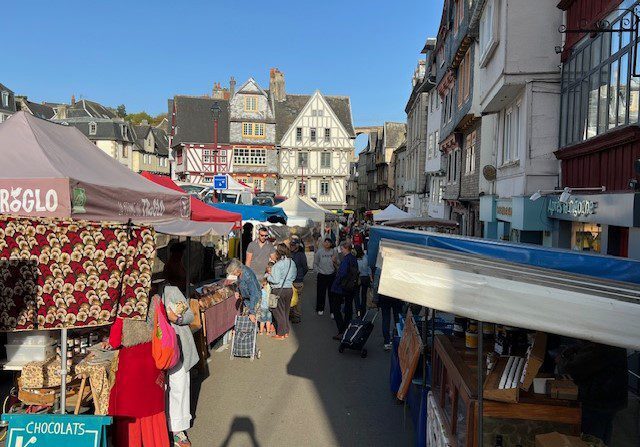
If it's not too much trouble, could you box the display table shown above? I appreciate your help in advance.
[431,335,581,447]
[203,294,240,345]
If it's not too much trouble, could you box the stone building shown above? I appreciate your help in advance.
[0,83,16,123]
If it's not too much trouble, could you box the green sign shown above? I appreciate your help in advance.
[2,414,111,447]
[72,187,87,214]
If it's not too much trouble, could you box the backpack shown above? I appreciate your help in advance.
[151,295,180,370]
[340,259,360,292]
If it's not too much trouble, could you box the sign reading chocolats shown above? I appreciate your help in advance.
[0,179,71,218]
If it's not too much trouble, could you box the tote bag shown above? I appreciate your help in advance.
[151,296,180,370]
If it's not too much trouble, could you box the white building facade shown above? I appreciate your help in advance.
[277,91,355,209]
[475,0,563,245]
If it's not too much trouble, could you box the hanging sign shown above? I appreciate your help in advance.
[0,179,71,218]
[1,414,111,447]
[214,175,228,190]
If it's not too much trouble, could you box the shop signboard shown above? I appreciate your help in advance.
[495,199,513,222]
[547,193,640,227]
[213,175,228,190]
[1,414,111,447]
[0,179,71,218]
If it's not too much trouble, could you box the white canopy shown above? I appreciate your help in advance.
[373,204,410,222]
[377,239,640,349]
[277,195,336,223]
[299,196,338,222]
[153,220,234,237]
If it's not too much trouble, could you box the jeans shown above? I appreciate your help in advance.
[356,276,371,316]
[330,291,354,334]
[379,295,403,344]
[316,273,335,313]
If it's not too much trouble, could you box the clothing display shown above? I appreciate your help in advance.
[0,216,155,331]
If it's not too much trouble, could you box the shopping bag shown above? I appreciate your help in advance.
[151,296,180,370]
[291,287,299,307]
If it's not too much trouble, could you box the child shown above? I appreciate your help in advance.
[258,278,274,335]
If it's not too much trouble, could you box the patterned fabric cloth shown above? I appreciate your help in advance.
[0,216,155,331]
[232,316,256,358]
[75,356,115,416]
[21,356,70,389]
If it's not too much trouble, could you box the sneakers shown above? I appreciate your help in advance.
[383,343,392,351]
[173,431,191,447]
[330,313,335,320]
[317,311,324,316]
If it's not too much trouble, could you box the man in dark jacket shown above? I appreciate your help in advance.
[330,242,359,339]
[289,238,308,323]
[559,341,628,445]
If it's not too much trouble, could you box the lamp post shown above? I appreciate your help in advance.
[211,102,221,175]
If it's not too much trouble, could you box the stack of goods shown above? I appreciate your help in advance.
[195,281,236,310]
[5,331,58,365]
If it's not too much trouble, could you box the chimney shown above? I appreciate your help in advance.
[71,94,76,105]
[230,76,236,97]
[57,104,68,120]
[141,119,149,126]
[269,68,286,102]
[212,82,224,100]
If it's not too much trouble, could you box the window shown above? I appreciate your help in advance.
[320,181,329,196]
[465,131,477,174]
[122,145,128,158]
[233,148,266,165]
[438,47,445,67]
[1,91,8,108]
[479,0,497,65]
[203,150,210,156]
[203,155,211,163]
[447,149,460,183]
[204,177,213,183]
[431,177,444,203]
[176,149,183,164]
[321,152,331,168]
[443,91,453,123]
[253,178,263,191]
[560,6,639,147]
[298,151,309,168]
[458,50,471,106]
[296,127,302,142]
[454,0,464,34]
[324,128,331,141]
[310,128,317,142]
[242,122,265,138]
[244,95,258,112]
[298,181,307,195]
[88,121,97,136]
[501,101,521,164]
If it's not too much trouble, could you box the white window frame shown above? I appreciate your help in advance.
[253,178,263,191]
[298,151,309,168]
[324,128,331,141]
[320,151,331,169]
[233,148,267,165]
[479,0,499,68]
[298,181,307,195]
[88,121,97,136]
[244,96,258,112]
[1,91,8,108]
[320,181,329,196]
[501,100,521,165]
[296,127,303,142]
[465,131,477,174]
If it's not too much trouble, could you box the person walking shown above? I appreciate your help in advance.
[330,242,359,339]
[245,227,275,279]
[289,238,308,324]
[266,243,297,340]
[313,238,337,316]
[379,294,404,350]
[162,283,198,447]
[355,246,372,317]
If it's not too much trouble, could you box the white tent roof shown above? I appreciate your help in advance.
[373,204,410,222]
[299,196,338,221]
[377,239,640,349]
[278,195,334,223]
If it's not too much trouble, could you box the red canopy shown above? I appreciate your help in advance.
[141,172,241,225]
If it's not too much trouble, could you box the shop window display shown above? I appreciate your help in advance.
[571,222,601,253]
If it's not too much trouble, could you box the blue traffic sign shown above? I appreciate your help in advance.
[213,175,228,190]
[2,414,111,447]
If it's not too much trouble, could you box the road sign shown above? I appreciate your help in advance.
[213,175,228,190]
[2,414,111,447]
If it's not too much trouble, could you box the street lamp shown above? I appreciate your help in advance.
[211,102,222,176]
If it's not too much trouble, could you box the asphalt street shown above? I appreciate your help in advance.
[188,273,413,447]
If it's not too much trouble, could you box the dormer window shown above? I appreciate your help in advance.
[88,122,97,136]
[1,91,8,108]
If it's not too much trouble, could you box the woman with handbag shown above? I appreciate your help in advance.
[266,243,297,340]
[163,282,198,447]
[107,282,171,447]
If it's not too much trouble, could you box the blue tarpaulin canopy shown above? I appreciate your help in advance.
[368,226,640,284]
[211,203,288,223]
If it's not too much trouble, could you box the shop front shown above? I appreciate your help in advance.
[547,192,640,259]
[480,195,550,245]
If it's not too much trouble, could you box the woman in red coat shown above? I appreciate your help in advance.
[108,296,169,447]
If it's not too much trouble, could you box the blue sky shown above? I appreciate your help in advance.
[4,0,441,135]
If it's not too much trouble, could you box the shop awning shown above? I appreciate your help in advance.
[0,112,190,222]
[377,239,640,349]
[212,202,287,223]
[140,172,241,236]
[368,226,640,284]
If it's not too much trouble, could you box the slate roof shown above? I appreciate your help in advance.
[383,122,407,149]
[65,99,116,119]
[55,117,134,142]
[170,96,230,147]
[131,124,169,156]
[273,93,356,143]
[19,99,55,119]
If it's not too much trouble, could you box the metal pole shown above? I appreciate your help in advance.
[477,321,484,447]
[186,237,192,298]
[60,328,67,414]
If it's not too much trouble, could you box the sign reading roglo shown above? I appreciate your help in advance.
[0,179,71,218]
[2,414,111,447]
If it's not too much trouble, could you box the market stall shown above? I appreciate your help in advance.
[370,226,640,446]
[373,204,410,223]
[212,202,287,224]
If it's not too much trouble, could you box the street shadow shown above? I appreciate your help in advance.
[217,416,261,447]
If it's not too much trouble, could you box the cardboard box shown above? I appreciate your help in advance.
[520,331,547,391]
[535,432,589,447]
[548,378,579,401]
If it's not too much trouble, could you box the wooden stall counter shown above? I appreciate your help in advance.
[431,335,581,447]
